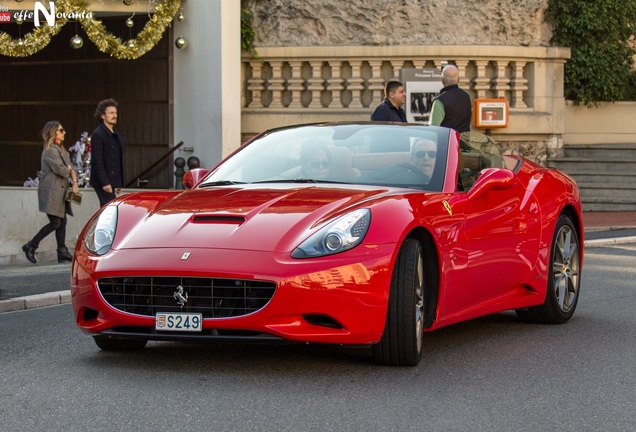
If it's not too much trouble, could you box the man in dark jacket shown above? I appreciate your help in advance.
[371,80,407,122]
[90,98,124,207]
[429,65,472,133]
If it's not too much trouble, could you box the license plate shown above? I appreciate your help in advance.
[155,312,202,332]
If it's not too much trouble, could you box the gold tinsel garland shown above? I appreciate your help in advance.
[0,0,181,59]
[0,0,73,58]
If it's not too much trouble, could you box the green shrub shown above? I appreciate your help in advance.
[625,71,636,100]
[547,0,636,106]
[241,0,258,57]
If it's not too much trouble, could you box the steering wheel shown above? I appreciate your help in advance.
[391,163,431,183]
[368,162,431,184]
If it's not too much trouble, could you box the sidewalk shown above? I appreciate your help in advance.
[1,211,635,314]
[583,211,636,231]
[583,211,636,245]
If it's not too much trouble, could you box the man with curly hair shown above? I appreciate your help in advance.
[90,98,124,207]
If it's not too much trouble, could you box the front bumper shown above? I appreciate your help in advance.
[71,244,396,345]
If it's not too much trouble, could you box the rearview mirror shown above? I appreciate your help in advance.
[467,168,516,200]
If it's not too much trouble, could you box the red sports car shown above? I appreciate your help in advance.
[71,123,583,366]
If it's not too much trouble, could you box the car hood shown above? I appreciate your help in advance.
[115,185,395,253]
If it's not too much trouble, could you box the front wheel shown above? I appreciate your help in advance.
[516,214,581,324]
[373,239,425,366]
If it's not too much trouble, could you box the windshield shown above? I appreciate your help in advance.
[200,123,451,192]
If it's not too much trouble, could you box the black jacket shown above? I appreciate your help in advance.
[371,99,407,122]
[90,123,124,189]
[434,84,472,133]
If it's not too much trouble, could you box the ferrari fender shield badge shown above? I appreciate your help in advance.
[442,200,452,216]
[180,252,191,260]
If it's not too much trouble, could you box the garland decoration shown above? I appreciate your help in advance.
[0,23,64,57]
[0,0,75,58]
[0,0,180,59]
[75,0,181,60]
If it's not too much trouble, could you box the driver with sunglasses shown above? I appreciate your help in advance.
[410,138,437,178]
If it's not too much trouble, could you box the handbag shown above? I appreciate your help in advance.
[65,190,83,205]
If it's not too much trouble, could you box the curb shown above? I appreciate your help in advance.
[584,236,636,247]
[0,290,71,313]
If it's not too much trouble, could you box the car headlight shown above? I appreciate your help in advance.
[292,209,371,258]
[84,205,118,255]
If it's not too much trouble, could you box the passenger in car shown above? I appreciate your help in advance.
[300,142,331,180]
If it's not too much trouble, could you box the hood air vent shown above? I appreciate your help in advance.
[192,215,245,224]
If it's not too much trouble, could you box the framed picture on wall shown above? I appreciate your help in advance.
[473,98,509,129]
[400,68,443,124]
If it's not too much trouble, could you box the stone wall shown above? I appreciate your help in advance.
[496,137,561,167]
[249,0,552,47]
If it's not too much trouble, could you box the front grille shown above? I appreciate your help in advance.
[98,277,276,318]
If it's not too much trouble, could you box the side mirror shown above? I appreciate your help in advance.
[467,168,516,200]
[182,168,209,189]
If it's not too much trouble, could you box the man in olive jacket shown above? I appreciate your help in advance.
[90,99,124,207]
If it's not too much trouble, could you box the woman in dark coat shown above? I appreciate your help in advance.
[22,121,79,264]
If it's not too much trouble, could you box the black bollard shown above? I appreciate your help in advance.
[187,156,201,170]
[174,157,186,189]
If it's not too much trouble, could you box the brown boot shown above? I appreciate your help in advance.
[22,241,37,264]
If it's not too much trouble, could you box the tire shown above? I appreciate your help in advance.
[373,239,425,366]
[516,214,581,324]
[93,336,148,351]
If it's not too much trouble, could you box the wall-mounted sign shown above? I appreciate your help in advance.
[473,98,509,128]
[400,68,443,124]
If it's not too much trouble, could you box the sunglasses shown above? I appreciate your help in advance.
[309,160,330,169]
[414,150,437,159]
[57,128,66,133]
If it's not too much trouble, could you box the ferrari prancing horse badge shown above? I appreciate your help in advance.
[442,200,452,216]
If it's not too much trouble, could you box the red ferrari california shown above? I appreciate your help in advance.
[71,123,583,366]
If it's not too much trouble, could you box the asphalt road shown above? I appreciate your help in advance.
[0,242,635,431]
[0,262,71,300]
